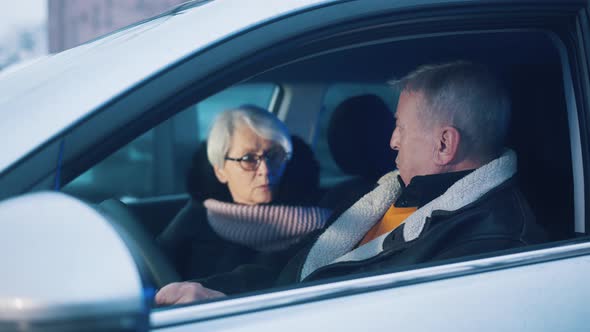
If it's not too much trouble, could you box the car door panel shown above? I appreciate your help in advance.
[151,243,590,331]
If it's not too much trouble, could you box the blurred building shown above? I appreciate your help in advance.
[0,25,46,71]
[48,0,186,53]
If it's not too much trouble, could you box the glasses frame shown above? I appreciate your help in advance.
[224,149,290,172]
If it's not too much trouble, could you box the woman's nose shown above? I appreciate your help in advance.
[256,158,270,176]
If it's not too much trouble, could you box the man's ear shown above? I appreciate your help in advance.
[213,166,228,184]
[434,126,461,165]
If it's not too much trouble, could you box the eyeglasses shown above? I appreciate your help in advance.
[225,148,290,171]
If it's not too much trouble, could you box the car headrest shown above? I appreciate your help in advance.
[276,135,320,205]
[327,94,397,181]
[185,141,232,202]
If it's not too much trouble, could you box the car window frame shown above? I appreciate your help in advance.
[150,239,590,328]
[143,30,581,331]
[137,6,589,328]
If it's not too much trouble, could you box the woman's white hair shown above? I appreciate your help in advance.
[207,105,293,168]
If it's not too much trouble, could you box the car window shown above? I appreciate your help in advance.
[314,83,398,186]
[62,83,278,202]
[196,84,279,140]
[48,6,577,321]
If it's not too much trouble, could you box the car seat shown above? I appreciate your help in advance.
[186,141,232,203]
[320,94,397,210]
[276,135,321,205]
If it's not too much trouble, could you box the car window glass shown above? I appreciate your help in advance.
[63,83,278,202]
[196,84,278,141]
[314,83,398,186]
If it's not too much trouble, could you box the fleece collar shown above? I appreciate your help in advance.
[300,149,517,280]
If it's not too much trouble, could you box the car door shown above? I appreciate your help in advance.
[138,1,590,331]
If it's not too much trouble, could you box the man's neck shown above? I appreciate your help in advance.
[441,158,486,174]
[395,169,474,208]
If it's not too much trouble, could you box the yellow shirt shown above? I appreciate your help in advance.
[357,204,417,246]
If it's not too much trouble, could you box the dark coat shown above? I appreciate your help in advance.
[156,200,295,282]
[198,174,546,294]
[277,176,546,285]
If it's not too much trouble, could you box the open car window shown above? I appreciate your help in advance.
[62,83,278,203]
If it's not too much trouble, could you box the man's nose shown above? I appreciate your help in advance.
[390,128,400,151]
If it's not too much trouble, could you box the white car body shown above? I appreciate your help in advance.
[0,0,589,331]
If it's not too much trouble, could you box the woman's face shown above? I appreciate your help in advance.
[213,125,287,205]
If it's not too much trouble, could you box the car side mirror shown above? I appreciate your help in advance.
[0,192,149,332]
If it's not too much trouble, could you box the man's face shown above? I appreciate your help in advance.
[390,90,440,186]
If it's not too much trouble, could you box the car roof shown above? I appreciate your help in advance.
[0,0,332,174]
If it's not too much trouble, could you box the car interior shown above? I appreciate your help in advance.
[60,29,575,300]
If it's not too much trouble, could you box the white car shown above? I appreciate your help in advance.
[1,0,589,331]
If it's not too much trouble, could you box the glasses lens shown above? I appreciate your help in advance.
[240,154,260,171]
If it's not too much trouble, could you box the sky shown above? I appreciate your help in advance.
[0,1,47,36]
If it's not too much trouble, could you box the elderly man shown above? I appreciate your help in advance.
[156,61,546,305]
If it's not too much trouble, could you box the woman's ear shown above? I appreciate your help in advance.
[434,126,461,165]
[213,166,228,184]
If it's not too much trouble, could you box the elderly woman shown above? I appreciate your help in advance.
[157,105,331,284]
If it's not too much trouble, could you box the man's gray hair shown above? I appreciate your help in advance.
[391,61,511,159]
[207,105,293,168]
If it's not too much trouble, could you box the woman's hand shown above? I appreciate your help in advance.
[155,281,226,306]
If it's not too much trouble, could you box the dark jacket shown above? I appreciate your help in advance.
[156,200,295,282]
[277,175,546,285]
[198,171,546,294]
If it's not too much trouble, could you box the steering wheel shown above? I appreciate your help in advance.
[95,199,181,288]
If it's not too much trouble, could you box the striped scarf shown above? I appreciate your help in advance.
[204,199,332,252]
